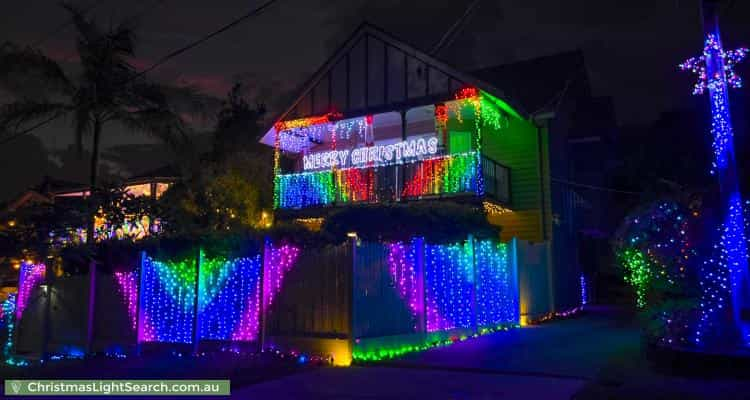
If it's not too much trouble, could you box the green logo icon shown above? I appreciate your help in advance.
[10,381,21,394]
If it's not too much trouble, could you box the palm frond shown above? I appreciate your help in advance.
[73,105,93,157]
[126,81,221,123]
[0,101,72,132]
[61,2,104,49]
[0,42,74,99]
[113,108,190,150]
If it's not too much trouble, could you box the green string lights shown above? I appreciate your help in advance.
[617,248,653,308]
[352,323,518,362]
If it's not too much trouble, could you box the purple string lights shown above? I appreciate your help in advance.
[263,242,300,312]
[113,271,138,331]
[387,241,422,328]
[16,262,45,319]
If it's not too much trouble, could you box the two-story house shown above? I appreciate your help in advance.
[260,24,584,320]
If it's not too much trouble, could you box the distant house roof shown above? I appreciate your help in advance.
[472,50,591,116]
[127,165,180,181]
[260,22,528,148]
[4,170,179,213]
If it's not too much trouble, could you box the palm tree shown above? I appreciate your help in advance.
[0,3,206,243]
[0,3,210,359]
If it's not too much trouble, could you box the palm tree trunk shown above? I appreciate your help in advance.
[85,118,101,356]
[86,118,101,244]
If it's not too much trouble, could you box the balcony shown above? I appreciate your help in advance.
[274,152,510,210]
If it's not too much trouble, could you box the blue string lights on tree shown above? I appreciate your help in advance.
[680,29,750,347]
[680,35,748,174]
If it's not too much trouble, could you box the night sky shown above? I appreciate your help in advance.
[0,0,749,199]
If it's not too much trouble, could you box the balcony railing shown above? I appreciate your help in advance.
[482,156,511,204]
[273,152,510,210]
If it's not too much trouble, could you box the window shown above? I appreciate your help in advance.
[449,131,471,154]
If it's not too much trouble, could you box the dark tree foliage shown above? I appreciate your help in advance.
[322,201,501,243]
[0,4,211,244]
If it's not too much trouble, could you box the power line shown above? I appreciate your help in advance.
[31,0,108,49]
[0,0,280,145]
[59,0,167,64]
[430,0,482,55]
[134,0,278,79]
[551,177,642,195]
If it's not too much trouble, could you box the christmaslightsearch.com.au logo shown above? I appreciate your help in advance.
[5,379,230,396]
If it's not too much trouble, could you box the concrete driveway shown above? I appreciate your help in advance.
[236,307,636,399]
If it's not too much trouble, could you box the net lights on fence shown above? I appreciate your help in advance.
[424,241,475,332]
[263,242,300,312]
[16,262,45,319]
[139,256,196,344]
[474,241,518,327]
[387,241,421,329]
[114,271,139,331]
[198,253,262,341]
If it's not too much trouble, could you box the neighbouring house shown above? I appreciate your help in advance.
[473,50,619,307]
[2,170,175,267]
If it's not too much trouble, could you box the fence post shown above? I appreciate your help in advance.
[469,235,477,332]
[135,251,146,356]
[259,239,268,353]
[418,237,427,334]
[412,238,427,333]
[348,236,356,364]
[510,238,520,323]
[85,260,96,354]
[191,248,202,355]
[40,262,54,362]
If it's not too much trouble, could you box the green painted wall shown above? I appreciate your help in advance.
[447,106,550,242]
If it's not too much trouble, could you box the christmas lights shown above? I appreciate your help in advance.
[387,240,422,325]
[263,241,300,312]
[138,255,196,343]
[303,137,439,171]
[16,262,45,319]
[295,217,325,231]
[2,294,15,358]
[275,152,482,209]
[617,248,653,308]
[424,241,475,331]
[274,170,335,209]
[353,323,518,362]
[580,274,587,306]
[434,103,448,146]
[113,271,139,331]
[401,152,480,198]
[197,253,262,341]
[274,113,338,132]
[335,168,375,203]
[2,294,26,366]
[615,202,693,310]
[483,201,512,216]
[681,31,750,346]
[474,240,517,327]
[679,34,747,96]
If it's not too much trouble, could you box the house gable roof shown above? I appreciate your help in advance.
[260,22,527,147]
